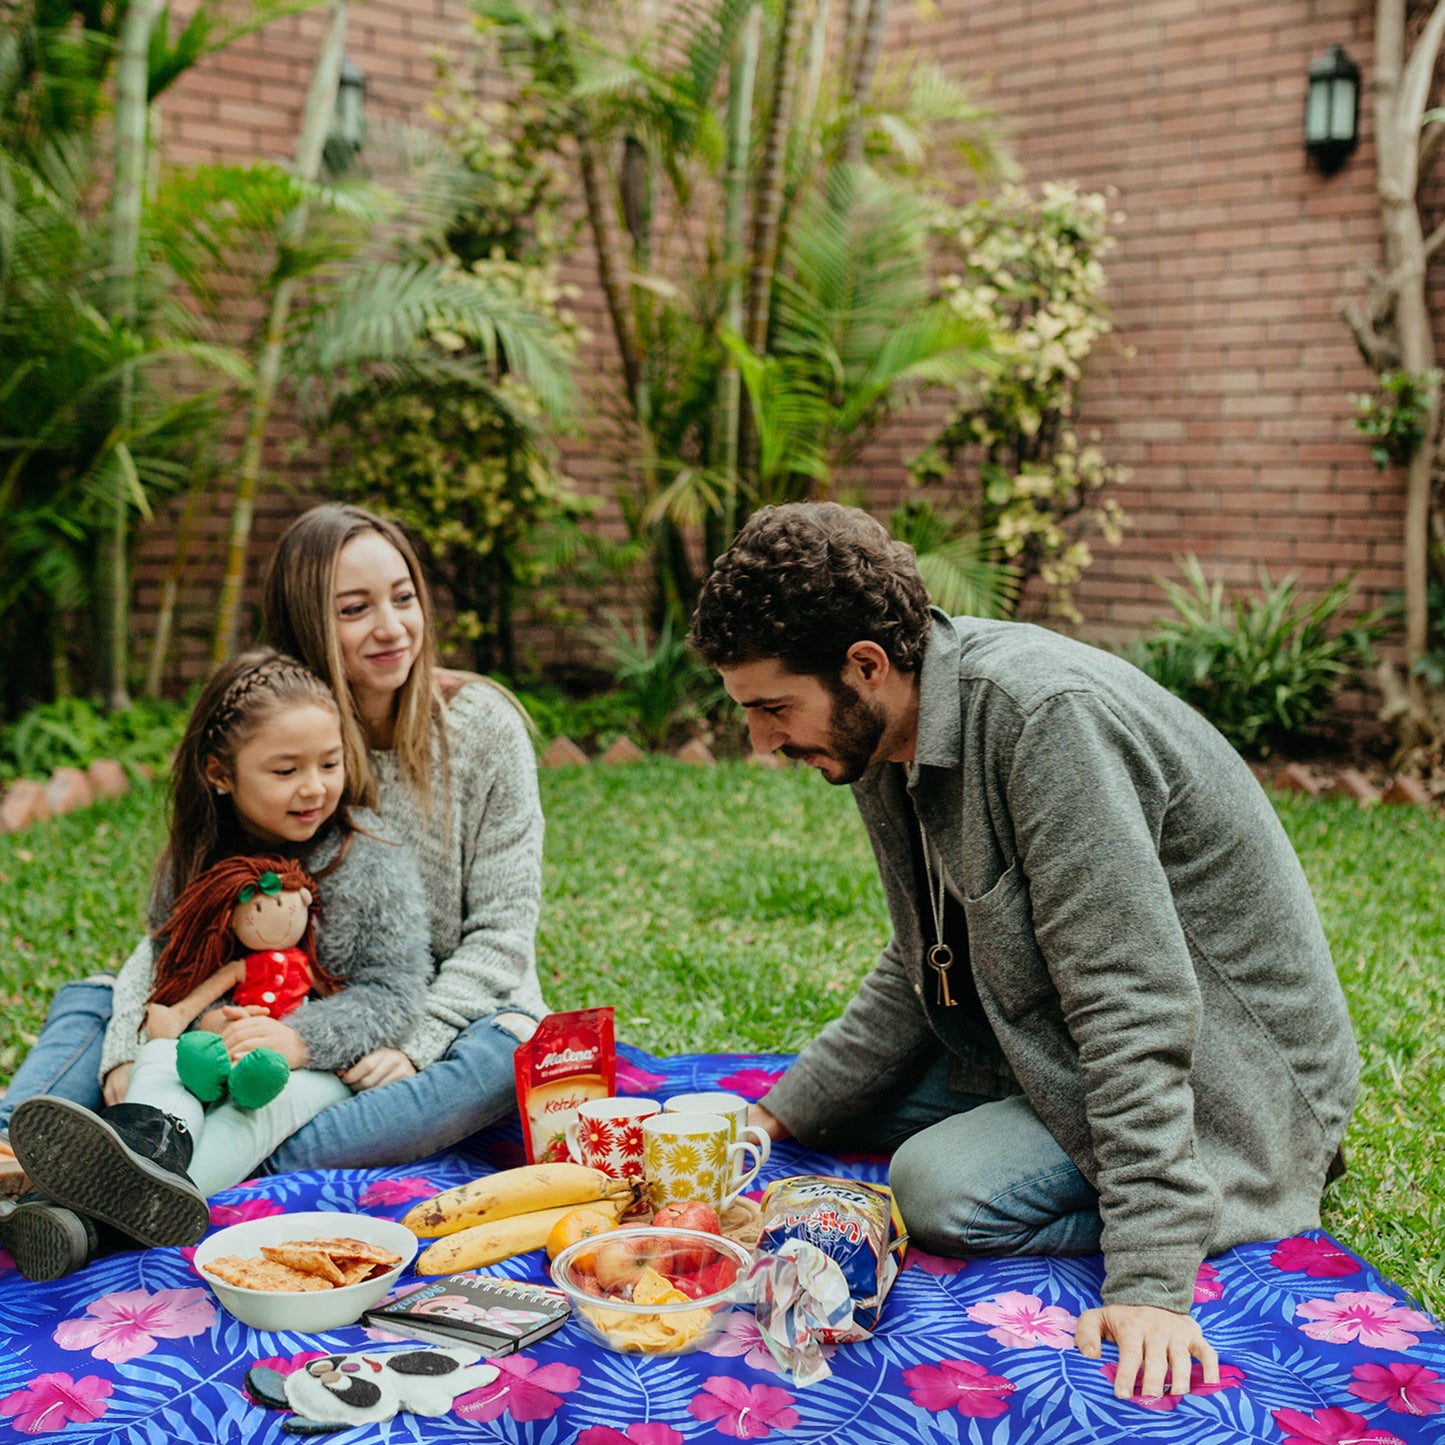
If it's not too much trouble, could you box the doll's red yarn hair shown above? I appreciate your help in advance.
[150,854,339,1006]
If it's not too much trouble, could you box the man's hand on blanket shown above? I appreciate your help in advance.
[1075,1304,1218,1399]
[341,1048,417,1091]
[220,1012,308,1069]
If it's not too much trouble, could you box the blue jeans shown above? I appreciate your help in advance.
[262,1012,528,1173]
[0,978,112,1135]
[854,1053,1103,1259]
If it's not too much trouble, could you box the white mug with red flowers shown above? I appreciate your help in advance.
[564,1096,661,1181]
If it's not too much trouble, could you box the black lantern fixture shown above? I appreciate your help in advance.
[1305,44,1360,174]
[324,58,367,171]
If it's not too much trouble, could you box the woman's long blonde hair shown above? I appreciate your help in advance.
[261,505,445,815]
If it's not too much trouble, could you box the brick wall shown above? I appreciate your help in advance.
[864,0,1392,642]
[136,0,1396,685]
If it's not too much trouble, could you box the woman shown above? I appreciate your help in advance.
[0,504,545,1177]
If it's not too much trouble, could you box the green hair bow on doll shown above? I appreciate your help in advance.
[148,855,339,1110]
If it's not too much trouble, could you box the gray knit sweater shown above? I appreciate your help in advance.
[102,810,432,1075]
[102,681,544,1080]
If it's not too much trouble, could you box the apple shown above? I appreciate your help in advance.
[591,1234,656,1294]
[652,1201,722,1236]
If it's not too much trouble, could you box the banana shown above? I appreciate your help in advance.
[414,1195,628,1274]
[403,1163,636,1239]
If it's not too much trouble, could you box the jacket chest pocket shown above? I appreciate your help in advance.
[964,862,1057,1023]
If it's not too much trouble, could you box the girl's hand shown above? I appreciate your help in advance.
[222,1015,309,1069]
[340,1048,417,1092]
[102,1062,133,1108]
[199,1003,267,1033]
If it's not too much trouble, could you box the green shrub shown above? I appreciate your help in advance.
[511,685,640,752]
[591,613,724,751]
[1120,557,1384,757]
[0,696,189,782]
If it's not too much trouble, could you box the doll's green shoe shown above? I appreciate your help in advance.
[175,1032,231,1103]
[227,1048,290,1110]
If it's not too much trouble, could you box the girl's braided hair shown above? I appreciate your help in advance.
[157,648,353,909]
[150,854,339,1006]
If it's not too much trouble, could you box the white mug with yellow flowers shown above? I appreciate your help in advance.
[642,1111,763,1212]
[663,1091,772,1184]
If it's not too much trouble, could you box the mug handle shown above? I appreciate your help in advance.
[721,1139,763,1209]
[564,1118,586,1166]
[740,1125,771,1172]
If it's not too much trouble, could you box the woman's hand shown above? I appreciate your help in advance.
[221,1015,309,1069]
[102,1062,133,1108]
[199,1003,267,1033]
[340,1048,417,1092]
[747,1103,791,1142]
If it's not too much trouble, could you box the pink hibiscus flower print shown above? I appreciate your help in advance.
[1101,1361,1245,1410]
[578,1426,685,1445]
[907,1249,968,1278]
[704,1310,835,1374]
[1194,1262,1223,1302]
[966,1291,1077,1349]
[715,1067,783,1101]
[1296,1292,1437,1352]
[616,1060,668,1094]
[903,1359,1015,1419]
[53,1287,215,1363]
[1272,1235,1362,1278]
[1,1372,113,1434]
[688,1378,800,1439]
[1273,1404,1408,1444]
[359,1176,437,1208]
[454,1355,579,1423]
[208,1198,285,1229]
[1349,1361,1445,1416]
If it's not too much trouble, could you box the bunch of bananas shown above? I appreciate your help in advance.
[403,1163,636,1274]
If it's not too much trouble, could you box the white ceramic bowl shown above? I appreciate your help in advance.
[550,1226,753,1355]
[193,1210,417,1332]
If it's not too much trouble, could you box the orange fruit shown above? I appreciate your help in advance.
[546,1205,618,1263]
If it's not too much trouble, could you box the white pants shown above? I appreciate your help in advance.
[125,1039,349,1196]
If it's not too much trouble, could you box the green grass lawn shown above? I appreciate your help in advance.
[1,766,1440,1316]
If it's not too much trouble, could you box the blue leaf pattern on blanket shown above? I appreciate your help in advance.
[0,1046,1440,1443]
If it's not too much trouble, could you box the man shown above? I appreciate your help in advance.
[690,502,1358,1400]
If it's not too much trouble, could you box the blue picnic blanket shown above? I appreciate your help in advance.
[1,1046,1442,1443]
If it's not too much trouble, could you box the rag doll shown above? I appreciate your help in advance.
[246,1347,499,1434]
[150,855,337,1110]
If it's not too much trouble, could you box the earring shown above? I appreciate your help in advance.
[214,786,227,796]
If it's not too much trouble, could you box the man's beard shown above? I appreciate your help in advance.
[781,676,888,785]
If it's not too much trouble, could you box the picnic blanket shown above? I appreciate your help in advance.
[1,1046,1442,1444]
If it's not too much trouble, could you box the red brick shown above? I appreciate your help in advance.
[601,737,645,766]
[44,767,94,816]
[87,760,129,800]
[0,780,49,833]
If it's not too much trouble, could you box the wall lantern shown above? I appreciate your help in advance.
[1305,44,1360,174]
[325,57,367,169]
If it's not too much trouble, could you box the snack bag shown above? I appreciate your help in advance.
[748,1175,906,1384]
[513,1009,616,1164]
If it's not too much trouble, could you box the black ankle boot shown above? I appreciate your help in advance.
[0,1192,98,1281]
[9,1098,210,1249]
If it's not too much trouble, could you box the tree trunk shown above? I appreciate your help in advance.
[211,0,347,664]
[1371,0,1445,746]
[742,0,808,357]
[577,134,643,410]
[843,0,890,162]
[715,0,761,518]
[95,0,162,709]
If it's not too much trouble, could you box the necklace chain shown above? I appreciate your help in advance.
[918,815,957,1007]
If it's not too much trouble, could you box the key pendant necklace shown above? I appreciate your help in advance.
[918,819,958,1007]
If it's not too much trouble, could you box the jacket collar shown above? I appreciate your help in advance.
[909,609,963,776]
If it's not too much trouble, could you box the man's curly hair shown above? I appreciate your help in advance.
[690,503,932,676]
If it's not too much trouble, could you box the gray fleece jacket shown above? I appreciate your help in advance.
[761,611,1360,1313]
[102,810,431,1076]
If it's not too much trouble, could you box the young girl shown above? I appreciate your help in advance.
[0,649,432,1280]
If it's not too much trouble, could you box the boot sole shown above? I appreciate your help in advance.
[0,1200,92,1281]
[10,1099,211,1249]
